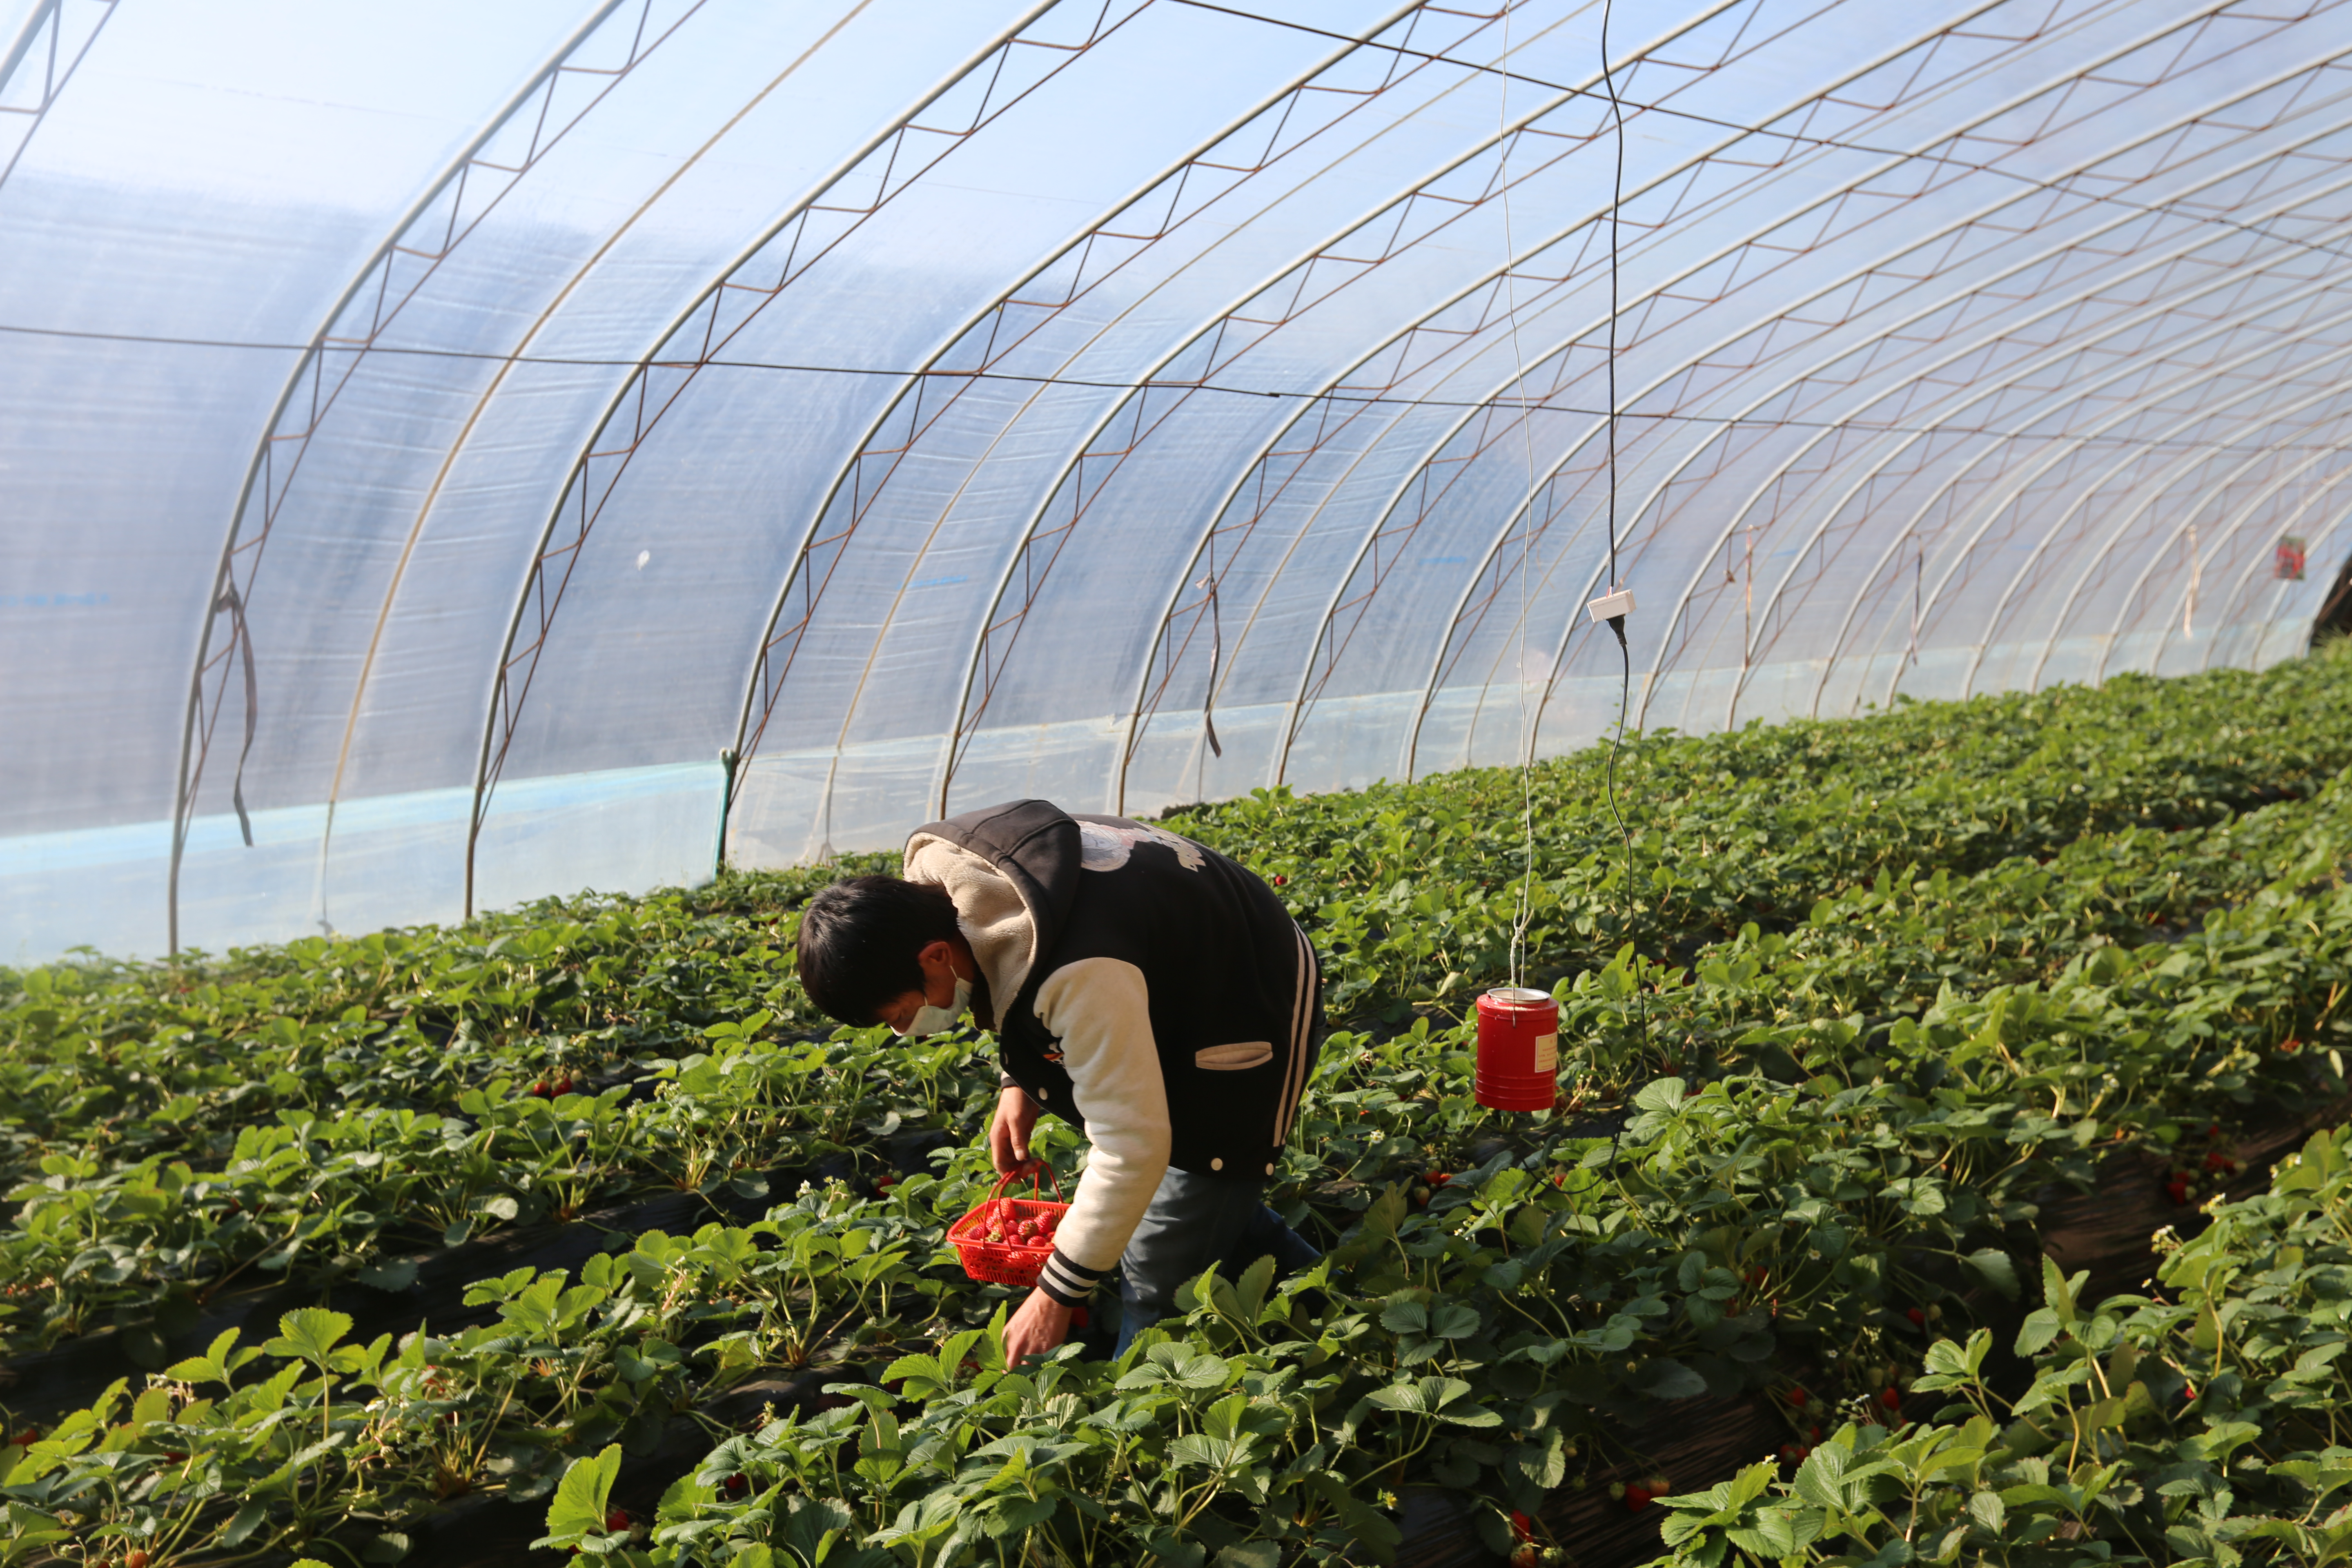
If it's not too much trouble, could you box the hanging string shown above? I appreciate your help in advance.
[1501,0,1540,991]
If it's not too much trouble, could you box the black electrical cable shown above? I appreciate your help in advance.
[1598,0,1634,871]
[1595,0,1653,1089]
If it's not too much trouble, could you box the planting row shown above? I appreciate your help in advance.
[1650,1122,2352,1566]
[8,653,2352,1564]
[10,746,2352,1383]
[8,655,2352,1372]
[9,788,2352,1553]
[12,646,2352,1173]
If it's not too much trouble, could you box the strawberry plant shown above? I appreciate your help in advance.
[1646,1124,2352,1566]
[6,653,2352,1564]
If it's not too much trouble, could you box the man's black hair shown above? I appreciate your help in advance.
[795,875,960,1026]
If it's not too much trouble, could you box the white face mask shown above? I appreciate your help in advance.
[895,974,972,1038]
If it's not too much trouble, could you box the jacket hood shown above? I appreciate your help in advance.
[902,799,1082,1009]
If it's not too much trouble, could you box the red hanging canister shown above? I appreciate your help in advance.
[1475,986,1559,1111]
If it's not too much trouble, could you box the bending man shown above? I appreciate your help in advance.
[795,798,1322,1359]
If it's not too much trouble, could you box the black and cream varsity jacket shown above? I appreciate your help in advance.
[903,799,1321,1307]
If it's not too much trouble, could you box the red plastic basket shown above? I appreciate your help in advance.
[948,1167,1070,1287]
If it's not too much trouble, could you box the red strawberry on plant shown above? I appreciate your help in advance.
[1878,1386,1902,1412]
[1510,1510,1535,1543]
[1905,1307,1926,1326]
[606,1508,630,1532]
[1786,1385,1808,1407]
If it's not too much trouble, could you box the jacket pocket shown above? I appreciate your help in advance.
[1194,1040,1274,1071]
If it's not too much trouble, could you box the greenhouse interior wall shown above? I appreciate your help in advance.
[7,0,2351,966]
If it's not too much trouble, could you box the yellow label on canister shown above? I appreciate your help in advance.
[1533,1032,1557,1072]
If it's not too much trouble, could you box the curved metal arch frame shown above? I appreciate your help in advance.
[1794,142,2352,723]
[926,1,1642,815]
[1105,12,1768,804]
[2004,412,2352,699]
[163,0,635,952]
[2140,442,2352,675]
[1874,276,2352,711]
[723,0,1446,777]
[1717,140,2352,731]
[750,0,1752,827]
[1862,165,2352,705]
[2216,500,2352,666]
[212,1,728,935]
[1996,376,2352,697]
[0,0,116,191]
[1105,0,2025,806]
[1537,227,2352,740]
[933,0,1974,811]
[1962,290,2352,700]
[708,0,1479,825]
[462,0,1136,913]
[1421,90,2267,752]
[2184,461,2352,669]
[1622,27,2352,731]
[803,1,1518,834]
[1294,0,2289,768]
[1181,0,2065,791]
[331,1,895,932]
[2074,370,2352,688]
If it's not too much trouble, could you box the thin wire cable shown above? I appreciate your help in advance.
[0,319,2332,456]
[1171,0,2352,280]
[1500,0,1541,993]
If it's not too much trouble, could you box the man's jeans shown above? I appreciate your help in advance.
[1107,1167,1321,1356]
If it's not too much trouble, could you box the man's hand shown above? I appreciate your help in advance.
[1003,1287,1075,1363]
[989,1085,1041,1174]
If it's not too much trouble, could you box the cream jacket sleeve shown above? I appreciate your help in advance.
[1028,956,1170,1304]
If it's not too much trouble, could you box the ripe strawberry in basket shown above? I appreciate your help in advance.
[952,1167,1072,1288]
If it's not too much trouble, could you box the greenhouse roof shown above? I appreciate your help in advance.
[6,0,2349,961]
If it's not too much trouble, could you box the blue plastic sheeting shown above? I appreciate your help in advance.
[0,761,722,965]
[7,0,2352,961]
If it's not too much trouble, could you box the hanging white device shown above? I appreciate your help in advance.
[1586,585,1635,624]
